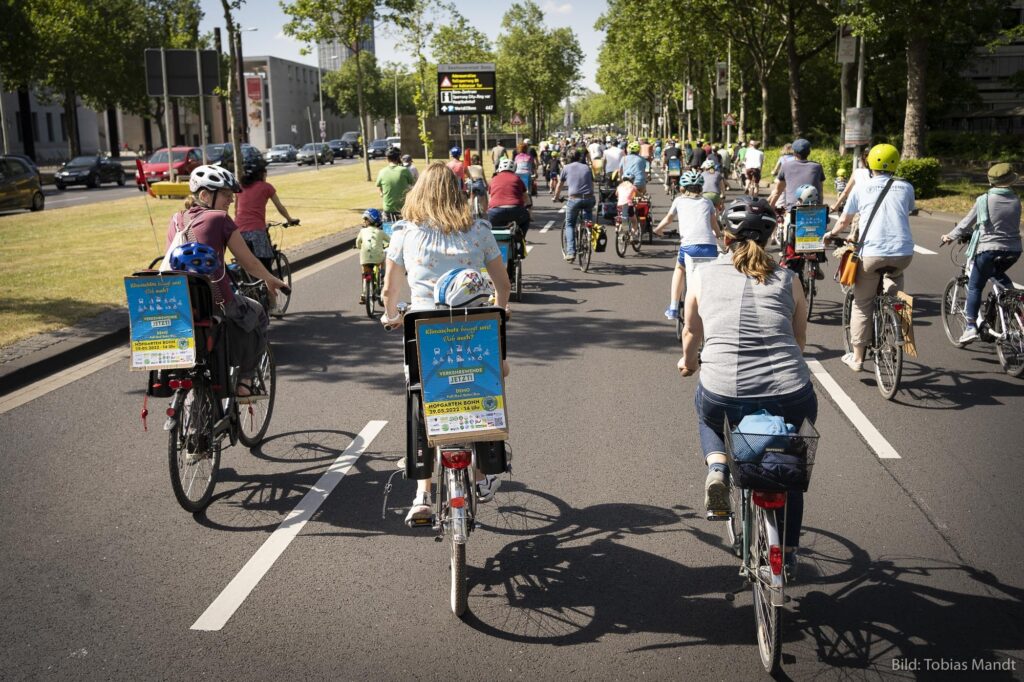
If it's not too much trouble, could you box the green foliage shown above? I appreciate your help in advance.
[925,131,1024,163]
[575,91,621,129]
[897,157,941,198]
[323,53,387,118]
[431,15,492,65]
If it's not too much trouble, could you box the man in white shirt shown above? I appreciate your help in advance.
[744,140,765,195]
[588,139,604,165]
[603,143,624,177]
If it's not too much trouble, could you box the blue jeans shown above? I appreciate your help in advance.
[966,250,1021,325]
[563,196,595,255]
[694,381,818,548]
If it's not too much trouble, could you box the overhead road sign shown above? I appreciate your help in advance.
[145,49,219,97]
[437,63,496,116]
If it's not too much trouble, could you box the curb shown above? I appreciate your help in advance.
[0,228,360,398]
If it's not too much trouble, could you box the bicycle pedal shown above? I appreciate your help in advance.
[406,516,435,530]
[705,510,733,521]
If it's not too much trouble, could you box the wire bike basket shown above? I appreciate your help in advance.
[723,416,820,493]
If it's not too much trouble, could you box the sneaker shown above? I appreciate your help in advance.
[841,352,863,372]
[404,492,432,525]
[476,474,501,503]
[359,295,366,304]
[813,264,825,281]
[704,469,730,515]
[563,254,575,262]
[784,551,799,583]
[664,306,679,320]
[958,327,979,344]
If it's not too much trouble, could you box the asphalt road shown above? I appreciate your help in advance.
[2,175,1023,680]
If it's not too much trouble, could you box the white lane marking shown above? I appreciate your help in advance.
[1015,282,1024,290]
[806,359,901,459]
[191,420,387,631]
[540,220,554,233]
[558,207,565,213]
[0,348,126,415]
[913,245,937,255]
[526,245,534,254]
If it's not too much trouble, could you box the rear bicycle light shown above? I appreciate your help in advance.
[753,491,787,509]
[450,496,466,509]
[440,449,472,469]
[168,378,193,390]
[769,545,784,576]
[362,272,372,281]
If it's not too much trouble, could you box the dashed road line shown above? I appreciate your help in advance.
[191,420,388,631]
[540,220,554,233]
[807,359,901,459]
[913,245,938,255]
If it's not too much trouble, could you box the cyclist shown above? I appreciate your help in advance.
[770,142,795,181]
[356,208,389,305]
[834,167,847,196]
[552,149,596,262]
[654,169,722,320]
[168,165,287,393]
[679,195,814,576]
[767,138,825,245]
[743,140,764,195]
[940,162,1023,343]
[466,153,489,213]
[545,150,563,193]
[487,157,530,237]
[616,173,639,236]
[700,159,725,211]
[603,141,624,180]
[826,143,915,372]
[512,143,535,194]
[380,163,511,524]
[446,146,466,185]
[833,148,870,212]
[376,147,414,222]
[691,139,707,170]
[401,154,419,184]
[663,140,683,193]
[490,141,507,168]
[236,164,297,271]
[620,142,649,195]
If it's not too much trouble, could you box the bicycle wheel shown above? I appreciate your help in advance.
[614,225,628,257]
[450,470,469,618]
[941,277,969,347]
[802,261,815,320]
[675,305,684,342]
[168,381,220,512]
[512,258,523,302]
[725,483,743,557]
[271,251,292,317]
[578,228,591,272]
[237,344,277,446]
[752,505,783,674]
[631,220,642,253]
[841,290,854,353]
[363,277,375,319]
[995,297,1024,377]
[874,307,903,400]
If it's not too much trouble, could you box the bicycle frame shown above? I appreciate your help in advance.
[737,489,787,605]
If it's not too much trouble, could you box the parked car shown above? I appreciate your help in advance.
[6,154,41,185]
[0,155,45,212]
[240,144,266,176]
[54,155,126,190]
[296,143,334,166]
[204,143,232,166]
[340,131,362,156]
[136,146,202,191]
[265,144,298,163]
[327,139,353,159]
[368,139,391,158]
[386,136,401,151]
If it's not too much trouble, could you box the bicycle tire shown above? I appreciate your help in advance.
[802,261,815,320]
[645,216,653,245]
[578,227,591,272]
[753,505,783,675]
[631,220,642,253]
[614,224,628,257]
[512,258,523,302]
[874,307,903,400]
[271,251,292,317]
[995,297,1024,377]
[364,277,375,319]
[841,290,854,353]
[237,344,277,447]
[168,381,220,512]
[940,277,969,347]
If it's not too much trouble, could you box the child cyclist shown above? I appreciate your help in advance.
[616,173,639,237]
[356,208,390,305]
[654,169,722,320]
[834,168,848,196]
[546,151,563,194]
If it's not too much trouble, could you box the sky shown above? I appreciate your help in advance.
[198,0,607,91]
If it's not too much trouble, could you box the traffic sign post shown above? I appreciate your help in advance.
[511,113,523,146]
[437,63,496,116]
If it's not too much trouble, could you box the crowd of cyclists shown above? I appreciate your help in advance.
[155,124,1021,573]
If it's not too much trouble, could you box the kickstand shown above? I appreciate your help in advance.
[724,582,748,602]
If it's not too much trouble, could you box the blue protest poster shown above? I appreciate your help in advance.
[491,229,512,265]
[793,205,828,253]
[414,312,508,445]
[124,275,196,370]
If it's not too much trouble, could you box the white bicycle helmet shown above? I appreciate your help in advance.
[189,164,242,194]
[794,184,819,205]
[700,159,716,170]
[434,268,494,308]
[497,158,514,172]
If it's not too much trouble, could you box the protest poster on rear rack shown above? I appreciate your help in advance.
[415,311,509,446]
[124,275,196,370]
[793,205,829,253]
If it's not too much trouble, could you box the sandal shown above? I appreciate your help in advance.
[236,379,259,404]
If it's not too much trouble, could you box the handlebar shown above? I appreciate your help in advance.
[267,219,300,228]
[382,302,409,332]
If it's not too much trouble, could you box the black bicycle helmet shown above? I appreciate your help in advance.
[722,196,775,246]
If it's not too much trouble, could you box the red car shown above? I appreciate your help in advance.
[136,146,202,191]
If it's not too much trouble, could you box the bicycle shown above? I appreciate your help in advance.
[363,260,385,319]
[558,197,593,272]
[613,204,641,258]
[388,305,510,617]
[835,239,906,399]
[264,219,298,316]
[780,206,830,321]
[940,237,1024,377]
[136,271,280,512]
[675,253,719,342]
[634,194,654,245]
[719,414,820,675]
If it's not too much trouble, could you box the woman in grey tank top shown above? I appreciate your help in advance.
[678,196,817,576]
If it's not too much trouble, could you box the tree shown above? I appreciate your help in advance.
[390,0,449,161]
[431,14,492,64]
[783,0,838,137]
[322,52,392,122]
[283,0,412,180]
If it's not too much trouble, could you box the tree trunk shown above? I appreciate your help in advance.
[785,0,803,138]
[839,61,849,155]
[759,75,770,144]
[708,70,716,142]
[63,88,80,157]
[354,48,371,181]
[17,88,35,161]
[903,36,928,159]
[106,107,120,156]
[695,88,703,139]
[737,68,746,141]
[220,0,243,178]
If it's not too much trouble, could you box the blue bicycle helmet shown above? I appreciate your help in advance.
[169,242,219,275]
[363,208,383,226]
[450,146,462,158]
[681,169,703,188]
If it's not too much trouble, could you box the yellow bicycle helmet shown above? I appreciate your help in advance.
[867,143,900,172]
[628,141,641,153]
